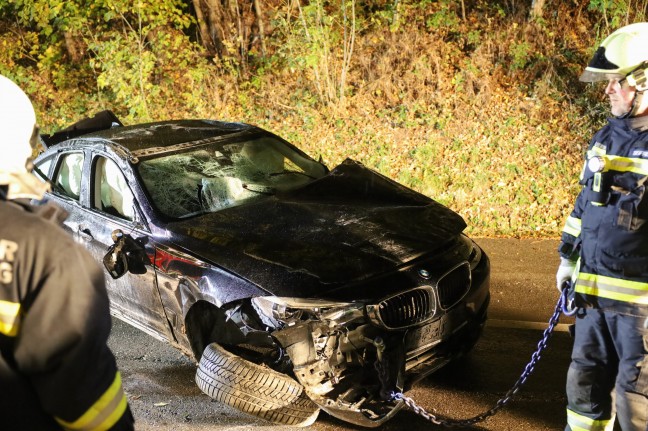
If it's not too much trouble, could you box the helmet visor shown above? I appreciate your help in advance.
[579,69,625,83]
[580,46,625,82]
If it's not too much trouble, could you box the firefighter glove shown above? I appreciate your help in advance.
[556,258,576,293]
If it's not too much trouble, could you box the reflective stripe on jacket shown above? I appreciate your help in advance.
[55,373,129,431]
[0,299,20,336]
[575,271,648,305]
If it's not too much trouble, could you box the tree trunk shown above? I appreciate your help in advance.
[192,0,259,65]
[231,0,248,72]
[530,0,545,18]
[64,31,84,63]
[192,0,217,55]
[253,0,267,56]
[206,0,230,56]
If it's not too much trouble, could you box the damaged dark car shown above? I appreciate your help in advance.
[33,112,490,427]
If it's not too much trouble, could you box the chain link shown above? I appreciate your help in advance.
[390,292,568,427]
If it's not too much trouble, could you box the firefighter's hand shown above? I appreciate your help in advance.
[556,258,576,293]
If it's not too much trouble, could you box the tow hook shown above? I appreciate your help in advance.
[373,336,385,362]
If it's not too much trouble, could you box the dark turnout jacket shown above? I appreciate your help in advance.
[0,198,134,430]
[559,115,648,314]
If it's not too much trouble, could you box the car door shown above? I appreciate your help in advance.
[48,150,89,242]
[80,152,173,342]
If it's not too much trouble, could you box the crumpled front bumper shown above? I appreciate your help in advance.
[271,286,490,427]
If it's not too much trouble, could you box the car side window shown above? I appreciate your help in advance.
[92,157,135,221]
[54,153,84,200]
[33,156,53,182]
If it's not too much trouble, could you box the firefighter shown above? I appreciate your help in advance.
[0,75,135,430]
[556,23,648,431]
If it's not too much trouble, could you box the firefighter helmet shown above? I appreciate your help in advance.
[580,22,648,88]
[0,75,49,199]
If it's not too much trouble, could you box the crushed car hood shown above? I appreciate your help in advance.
[165,159,466,297]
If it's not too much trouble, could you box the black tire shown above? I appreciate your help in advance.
[195,342,320,426]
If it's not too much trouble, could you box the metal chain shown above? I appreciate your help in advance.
[390,291,568,427]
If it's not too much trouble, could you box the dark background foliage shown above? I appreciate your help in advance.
[2,0,645,236]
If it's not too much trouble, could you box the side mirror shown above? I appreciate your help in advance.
[103,230,128,279]
[103,229,148,279]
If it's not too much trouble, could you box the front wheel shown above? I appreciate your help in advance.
[195,342,320,426]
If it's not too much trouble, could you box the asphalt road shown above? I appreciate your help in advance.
[108,237,575,431]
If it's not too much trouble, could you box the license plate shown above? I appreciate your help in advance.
[405,315,448,356]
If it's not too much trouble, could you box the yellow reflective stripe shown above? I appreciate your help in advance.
[562,216,582,238]
[0,299,21,337]
[567,409,615,431]
[605,155,648,175]
[589,145,606,157]
[55,372,128,431]
[576,272,648,305]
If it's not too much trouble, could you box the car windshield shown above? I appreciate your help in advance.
[136,135,327,219]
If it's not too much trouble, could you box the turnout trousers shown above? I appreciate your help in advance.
[566,308,648,431]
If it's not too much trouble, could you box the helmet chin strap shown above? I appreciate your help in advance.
[629,91,644,117]
[616,91,644,119]
[618,64,648,118]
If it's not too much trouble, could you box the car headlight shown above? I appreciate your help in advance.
[251,296,365,328]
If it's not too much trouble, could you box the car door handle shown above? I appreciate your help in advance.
[78,227,94,241]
